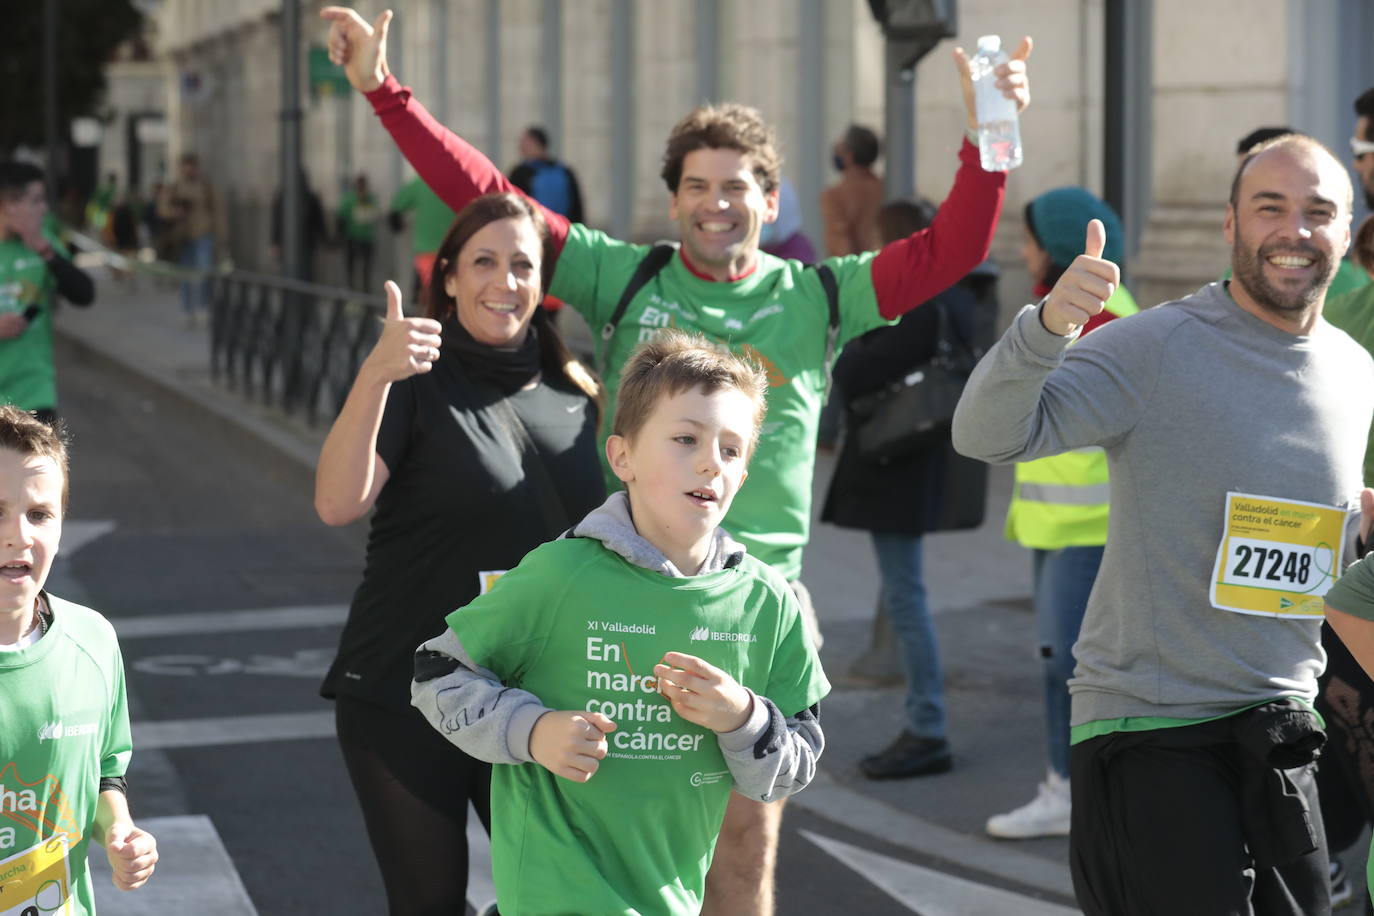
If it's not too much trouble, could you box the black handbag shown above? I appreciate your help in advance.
[847,302,979,462]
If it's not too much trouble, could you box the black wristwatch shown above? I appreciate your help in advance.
[21,304,40,324]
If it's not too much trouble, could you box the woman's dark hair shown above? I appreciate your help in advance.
[424,192,601,405]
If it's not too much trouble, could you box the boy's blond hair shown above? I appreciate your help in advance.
[0,405,70,512]
[612,329,769,455]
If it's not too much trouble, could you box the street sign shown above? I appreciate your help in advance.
[309,45,350,98]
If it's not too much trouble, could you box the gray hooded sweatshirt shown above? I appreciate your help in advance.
[410,491,824,802]
[953,283,1373,726]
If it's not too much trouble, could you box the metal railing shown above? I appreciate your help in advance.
[209,272,387,427]
[65,228,386,428]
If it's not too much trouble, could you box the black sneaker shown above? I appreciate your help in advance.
[859,731,953,780]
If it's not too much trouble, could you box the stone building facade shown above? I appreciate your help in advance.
[142,0,1374,310]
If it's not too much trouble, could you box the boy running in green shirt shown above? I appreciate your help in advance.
[0,406,158,914]
[412,332,828,915]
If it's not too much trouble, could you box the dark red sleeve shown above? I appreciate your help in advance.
[1079,309,1120,336]
[869,139,1006,319]
[364,75,571,254]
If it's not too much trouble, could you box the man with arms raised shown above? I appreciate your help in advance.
[321,7,1030,914]
[954,135,1374,915]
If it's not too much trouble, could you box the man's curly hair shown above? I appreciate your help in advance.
[660,103,782,194]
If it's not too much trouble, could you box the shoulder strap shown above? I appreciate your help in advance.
[815,264,841,401]
[598,242,678,377]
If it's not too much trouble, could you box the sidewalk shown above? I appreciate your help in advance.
[58,268,1074,902]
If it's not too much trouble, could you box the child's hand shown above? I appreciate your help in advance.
[655,652,753,733]
[104,821,158,890]
[530,710,616,782]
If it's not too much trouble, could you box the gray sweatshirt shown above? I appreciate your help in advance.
[953,283,1374,724]
[410,492,824,802]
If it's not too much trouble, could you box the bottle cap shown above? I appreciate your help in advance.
[976,35,1001,53]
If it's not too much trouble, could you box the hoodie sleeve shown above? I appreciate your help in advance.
[714,694,824,802]
[952,302,1160,464]
[411,628,552,765]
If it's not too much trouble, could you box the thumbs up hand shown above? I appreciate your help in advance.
[362,280,444,382]
[1040,219,1120,337]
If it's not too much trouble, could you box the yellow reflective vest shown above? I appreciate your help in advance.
[1005,285,1139,550]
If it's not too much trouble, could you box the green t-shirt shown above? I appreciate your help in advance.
[389,178,456,255]
[1325,283,1374,485]
[338,190,380,242]
[448,537,829,916]
[1329,258,1370,300]
[551,225,890,578]
[0,231,67,411]
[1326,551,1374,620]
[0,594,132,916]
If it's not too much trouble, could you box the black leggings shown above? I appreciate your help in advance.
[335,697,493,915]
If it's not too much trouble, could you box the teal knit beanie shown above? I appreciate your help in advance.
[1024,187,1124,270]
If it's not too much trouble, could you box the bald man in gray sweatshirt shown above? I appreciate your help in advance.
[954,135,1374,916]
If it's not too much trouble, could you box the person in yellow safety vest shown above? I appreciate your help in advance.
[986,187,1138,839]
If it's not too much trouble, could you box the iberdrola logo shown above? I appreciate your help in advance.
[37,721,62,742]
[689,626,710,642]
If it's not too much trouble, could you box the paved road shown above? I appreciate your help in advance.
[48,323,1092,914]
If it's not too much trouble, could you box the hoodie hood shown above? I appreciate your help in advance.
[567,492,747,578]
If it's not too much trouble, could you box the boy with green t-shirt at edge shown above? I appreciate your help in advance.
[0,406,158,914]
[412,331,829,916]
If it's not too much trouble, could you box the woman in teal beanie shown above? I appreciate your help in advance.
[1023,186,1124,299]
[987,186,1137,839]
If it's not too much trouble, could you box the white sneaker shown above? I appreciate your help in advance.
[986,770,1071,839]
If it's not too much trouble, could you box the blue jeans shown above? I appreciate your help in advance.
[1032,545,1104,779]
[870,532,946,740]
[179,234,214,314]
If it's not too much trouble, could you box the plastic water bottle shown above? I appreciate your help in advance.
[970,35,1022,172]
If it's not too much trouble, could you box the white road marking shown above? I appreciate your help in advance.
[132,648,335,678]
[133,711,336,750]
[126,717,502,911]
[114,604,348,639]
[801,830,1081,916]
[790,770,1076,900]
[89,814,258,915]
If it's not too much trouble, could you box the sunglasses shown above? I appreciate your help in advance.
[1352,137,1374,157]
